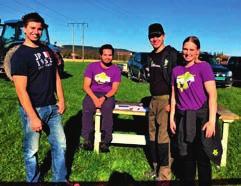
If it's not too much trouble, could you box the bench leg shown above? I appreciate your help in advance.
[94,110,101,154]
[221,122,230,167]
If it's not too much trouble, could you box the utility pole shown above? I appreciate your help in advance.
[68,23,76,59]
[68,22,88,61]
[81,23,88,62]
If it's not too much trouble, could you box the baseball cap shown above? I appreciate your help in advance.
[148,23,165,38]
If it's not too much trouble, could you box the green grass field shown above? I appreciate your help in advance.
[0,62,240,182]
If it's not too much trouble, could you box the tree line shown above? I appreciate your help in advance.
[61,45,132,61]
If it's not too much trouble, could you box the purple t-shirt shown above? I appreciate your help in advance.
[84,61,121,93]
[171,62,214,110]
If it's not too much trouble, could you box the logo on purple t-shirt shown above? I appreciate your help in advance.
[94,72,111,84]
[84,61,121,93]
[176,72,195,92]
[172,62,214,110]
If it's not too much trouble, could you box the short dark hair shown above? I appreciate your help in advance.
[22,12,45,27]
[183,36,201,49]
[99,44,114,55]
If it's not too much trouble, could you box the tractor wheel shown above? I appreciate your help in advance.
[3,45,21,81]
[127,68,132,79]
[137,71,142,82]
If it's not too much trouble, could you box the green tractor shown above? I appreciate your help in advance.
[0,19,64,79]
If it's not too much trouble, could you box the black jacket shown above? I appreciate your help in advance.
[175,103,223,165]
[148,45,180,95]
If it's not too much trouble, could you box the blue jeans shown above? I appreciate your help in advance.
[19,105,67,182]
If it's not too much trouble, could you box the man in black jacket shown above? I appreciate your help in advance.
[147,23,178,181]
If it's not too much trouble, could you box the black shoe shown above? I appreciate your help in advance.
[82,140,93,151]
[100,142,110,153]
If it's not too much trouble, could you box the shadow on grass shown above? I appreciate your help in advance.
[3,179,241,185]
[38,105,151,181]
[64,110,83,179]
[112,96,153,169]
[60,71,73,79]
[0,73,11,81]
[232,80,241,87]
[38,95,161,181]
[38,110,83,180]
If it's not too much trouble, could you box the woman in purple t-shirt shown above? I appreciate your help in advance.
[170,36,220,186]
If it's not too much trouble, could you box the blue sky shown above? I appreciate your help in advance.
[1,0,241,55]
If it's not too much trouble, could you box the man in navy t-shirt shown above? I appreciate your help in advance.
[11,12,67,182]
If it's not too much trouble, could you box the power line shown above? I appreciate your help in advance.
[34,0,74,22]
[0,4,24,16]
[11,0,74,28]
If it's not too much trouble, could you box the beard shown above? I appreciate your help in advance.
[101,61,112,67]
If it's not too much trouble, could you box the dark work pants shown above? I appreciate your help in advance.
[179,138,212,186]
[81,93,115,143]
[148,95,171,180]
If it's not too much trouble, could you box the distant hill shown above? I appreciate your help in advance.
[61,45,133,61]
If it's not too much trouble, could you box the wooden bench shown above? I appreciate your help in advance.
[94,104,147,154]
[94,103,240,167]
[217,105,240,166]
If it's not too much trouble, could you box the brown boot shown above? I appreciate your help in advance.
[156,166,171,181]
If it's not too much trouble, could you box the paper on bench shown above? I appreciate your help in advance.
[115,104,147,112]
[115,104,131,110]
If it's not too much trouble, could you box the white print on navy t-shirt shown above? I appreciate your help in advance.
[34,51,53,70]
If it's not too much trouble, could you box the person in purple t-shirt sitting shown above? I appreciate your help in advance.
[170,36,219,186]
[81,44,121,152]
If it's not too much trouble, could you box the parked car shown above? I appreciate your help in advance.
[226,56,241,83]
[127,52,149,81]
[117,63,128,76]
[199,52,233,87]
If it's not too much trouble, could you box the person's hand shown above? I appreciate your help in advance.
[93,97,101,108]
[165,104,170,112]
[170,120,176,134]
[98,97,106,107]
[57,101,65,114]
[202,121,216,138]
[30,117,42,132]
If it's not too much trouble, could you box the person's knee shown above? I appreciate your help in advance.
[49,129,66,151]
[158,132,170,143]
[101,106,114,116]
[23,136,39,158]
[102,98,115,110]
[24,147,39,159]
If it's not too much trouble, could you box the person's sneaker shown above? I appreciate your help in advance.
[100,142,110,152]
[81,140,93,151]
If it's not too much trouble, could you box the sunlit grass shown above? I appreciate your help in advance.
[0,62,240,182]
